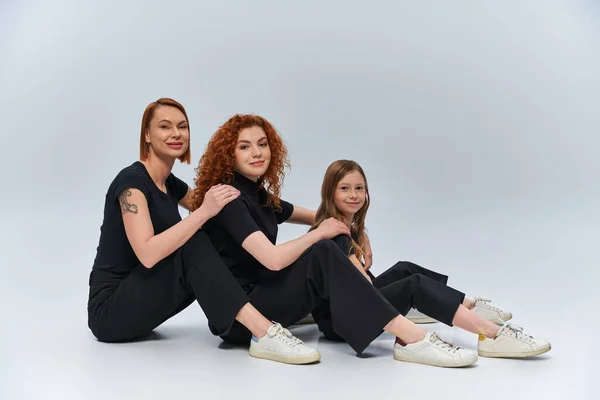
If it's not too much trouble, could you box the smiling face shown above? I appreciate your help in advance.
[233,125,272,182]
[144,105,190,161]
[333,170,367,223]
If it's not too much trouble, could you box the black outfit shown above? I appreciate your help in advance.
[203,172,464,355]
[312,233,462,341]
[87,162,249,342]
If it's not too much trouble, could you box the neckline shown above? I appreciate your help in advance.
[233,171,261,193]
[135,161,169,196]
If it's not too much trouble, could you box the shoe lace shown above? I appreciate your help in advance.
[268,323,304,347]
[429,332,459,353]
[502,324,534,343]
[474,297,503,313]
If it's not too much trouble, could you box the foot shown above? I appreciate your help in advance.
[478,324,551,358]
[249,322,321,365]
[406,308,437,324]
[472,297,512,324]
[393,332,478,368]
[294,313,316,325]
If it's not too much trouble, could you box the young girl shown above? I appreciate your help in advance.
[309,159,551,359]
[87,98,320,365]
[191,114,550,367]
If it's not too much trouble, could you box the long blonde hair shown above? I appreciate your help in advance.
[310,160,370,262]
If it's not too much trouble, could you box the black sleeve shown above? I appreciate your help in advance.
[212,198,261,244]
[169,174,189,201]
[112,169,151,203]
[275,199,294,224]
[331,234,353,256]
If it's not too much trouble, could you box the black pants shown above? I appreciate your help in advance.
[313,261,465,341]
[87,230,249,342]
[222,240,421,354]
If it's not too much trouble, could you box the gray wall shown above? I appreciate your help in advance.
[1,0,598,306]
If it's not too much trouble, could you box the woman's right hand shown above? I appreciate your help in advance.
[197,184,240,218]
[315,217,350,240]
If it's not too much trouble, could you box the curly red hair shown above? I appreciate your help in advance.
[190,114,290,211]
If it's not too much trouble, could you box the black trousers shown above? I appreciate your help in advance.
[87,230,250,342]
[312,261,465,341]
[221,240,410,354]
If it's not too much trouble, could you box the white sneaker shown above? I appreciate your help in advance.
[478,324,551,358]
[393,332,478,368]
[406,308,437,324]
[249,322,321,365]
[472,297,513,324]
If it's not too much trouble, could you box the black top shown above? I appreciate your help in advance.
[91,161,189,275]
[203,172,294,290]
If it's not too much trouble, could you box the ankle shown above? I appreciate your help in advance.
[399,329,427,344]
[484,326,500,339]
[235,303,271,338]
[463,298,475,310]
[253,321,272,338]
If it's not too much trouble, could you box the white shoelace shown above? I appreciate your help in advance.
[268,323,304,347]
[429,332,459,353]
[501,324,534,343]
[474,297,503,313]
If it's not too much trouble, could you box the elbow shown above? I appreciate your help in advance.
[138,254,157,269]
[263,258,284,271]
[264,262,282,271]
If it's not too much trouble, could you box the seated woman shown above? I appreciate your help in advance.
[308,160,551,359]
[191,114,550,367]
[87,98,319,365]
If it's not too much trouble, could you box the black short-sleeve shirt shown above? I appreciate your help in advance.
[91,161,189,275]
[203,172,294,290]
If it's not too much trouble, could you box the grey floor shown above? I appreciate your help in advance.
[1,210,596,400]
[2,1,599,398]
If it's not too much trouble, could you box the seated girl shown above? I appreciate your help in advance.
[309,159,551,359]
[190,114,550,367]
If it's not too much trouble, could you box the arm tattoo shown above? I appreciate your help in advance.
[118,189,139,215]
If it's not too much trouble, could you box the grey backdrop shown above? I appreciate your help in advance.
[1,1,598,399]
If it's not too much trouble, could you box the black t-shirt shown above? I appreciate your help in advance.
[91,161,189,275]
[203,172,294,290]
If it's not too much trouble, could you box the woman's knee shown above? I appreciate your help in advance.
[312,239,339,253]
[405,273,425,289]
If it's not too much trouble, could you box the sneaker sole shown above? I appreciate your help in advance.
[249,347,321,365]
[393,352,478,368]
[406,316,437,324]
[478,343,551,358]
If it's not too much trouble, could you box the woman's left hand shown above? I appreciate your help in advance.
[362,232,373,270]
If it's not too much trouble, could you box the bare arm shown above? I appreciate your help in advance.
[285,204,316,225]
[349,254,372,283]
[120,184,239,268]
[178,188,193,211]
[361,231,373,270]
[241,217,350,271]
